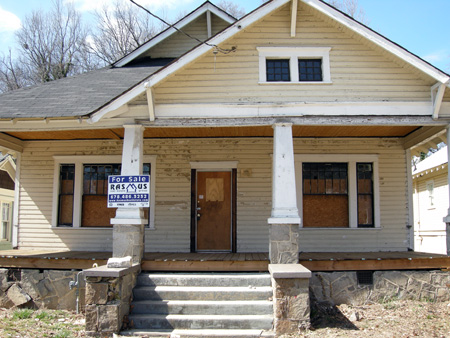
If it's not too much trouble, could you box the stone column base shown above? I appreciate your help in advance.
[269,264,312,337]
[269,223,299,264]
[112,224,145,264]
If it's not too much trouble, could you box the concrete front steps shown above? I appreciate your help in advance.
[120,272,274,338]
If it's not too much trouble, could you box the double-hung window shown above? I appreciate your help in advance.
[258,47,331,84]
[53,155,156,229]
[295,155,380,228]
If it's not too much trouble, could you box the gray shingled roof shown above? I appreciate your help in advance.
[0,65,163,119]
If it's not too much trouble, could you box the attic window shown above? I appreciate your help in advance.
[258,47,331,84]
[266,59,291,82]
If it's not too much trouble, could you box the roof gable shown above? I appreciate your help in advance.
[114,1,236,67]
[92,0,449,122]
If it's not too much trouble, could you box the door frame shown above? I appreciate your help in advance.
[190,162,238,253]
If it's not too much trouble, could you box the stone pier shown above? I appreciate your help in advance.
[269,264,312,336]
[84,264,140,337]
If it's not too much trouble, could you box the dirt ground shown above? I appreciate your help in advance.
[285,299,450,338]
[1,299,450,337]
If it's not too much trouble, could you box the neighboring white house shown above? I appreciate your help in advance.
[413,146,448,254]
[0,155,15,249]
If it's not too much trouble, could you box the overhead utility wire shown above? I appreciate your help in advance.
[129,0,236,54]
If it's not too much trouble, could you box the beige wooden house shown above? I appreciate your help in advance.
[0,0,449,258]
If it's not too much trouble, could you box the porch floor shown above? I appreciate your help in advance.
[0,250,449,271]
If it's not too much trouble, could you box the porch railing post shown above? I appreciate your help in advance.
[111,124,147,264]
[443,126,450,256]
[268,123,301,264]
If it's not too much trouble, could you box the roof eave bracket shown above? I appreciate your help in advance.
[431,82,447,119]
[291,0,298,37]
[146,87,156,122]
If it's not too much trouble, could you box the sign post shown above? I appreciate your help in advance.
[107,175,150,208]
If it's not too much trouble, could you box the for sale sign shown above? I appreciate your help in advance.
[107,175,150,208]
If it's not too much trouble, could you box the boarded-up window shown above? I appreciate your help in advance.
[81,163,152,228]
[303,163,348,227]
[357,163,374,228]
[58,164,75,226]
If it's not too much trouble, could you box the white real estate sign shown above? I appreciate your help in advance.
[107,175,150,208]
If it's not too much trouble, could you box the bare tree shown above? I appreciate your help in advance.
[217,0,246,19]
[15,0,89,84]
[0,50,33,93]
[326,0,368,24]
[86,1,166,65]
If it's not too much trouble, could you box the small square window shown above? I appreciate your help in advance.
[299,59,322,82]
[266,59,290,82]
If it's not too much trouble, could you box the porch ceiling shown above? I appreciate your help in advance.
[4,125,419,140]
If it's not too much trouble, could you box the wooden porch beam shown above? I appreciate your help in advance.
[290,0,298,37]
[0,133,24,153]
[138,116,447,128]
[403,125,446,150]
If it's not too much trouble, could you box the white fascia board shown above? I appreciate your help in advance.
[114,3,236,68]
[146,0,291,87]
[301,0,450,86]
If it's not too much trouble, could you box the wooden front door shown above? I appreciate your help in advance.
[195,171,232,252]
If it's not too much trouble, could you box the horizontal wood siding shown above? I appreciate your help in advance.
[17,137,408,253]
[146,14,230,59]
[154,2,434,104]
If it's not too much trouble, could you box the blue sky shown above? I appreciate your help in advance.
[0,0,449,72]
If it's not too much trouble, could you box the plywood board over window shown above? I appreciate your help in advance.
[302,162,348,227]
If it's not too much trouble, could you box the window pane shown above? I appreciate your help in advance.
[299,59,322,82]
[266,59,290,82]
[357,163,374,227]
[58,164,75,226]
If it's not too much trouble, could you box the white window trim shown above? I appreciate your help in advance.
[52,155,157,229]
[294,154,380,229]
[257,47,332,84]
[190,161,238,171]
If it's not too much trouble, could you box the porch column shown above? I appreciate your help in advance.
[268,123,301,264]
[443,126,450,256]
[111,124,147,264]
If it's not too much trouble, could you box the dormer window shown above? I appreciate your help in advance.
[258,47,331,84]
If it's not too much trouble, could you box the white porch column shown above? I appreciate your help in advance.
[111,124,147,263]
[443,126,450,256]
[268,123,301,264]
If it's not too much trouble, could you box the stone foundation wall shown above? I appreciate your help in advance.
[310,270,450,306]
[0,268,84,310]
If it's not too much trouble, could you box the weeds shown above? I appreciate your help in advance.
[12,308,34,319]
[1,308,85,338]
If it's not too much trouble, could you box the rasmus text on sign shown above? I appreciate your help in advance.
[107,175,150,208]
